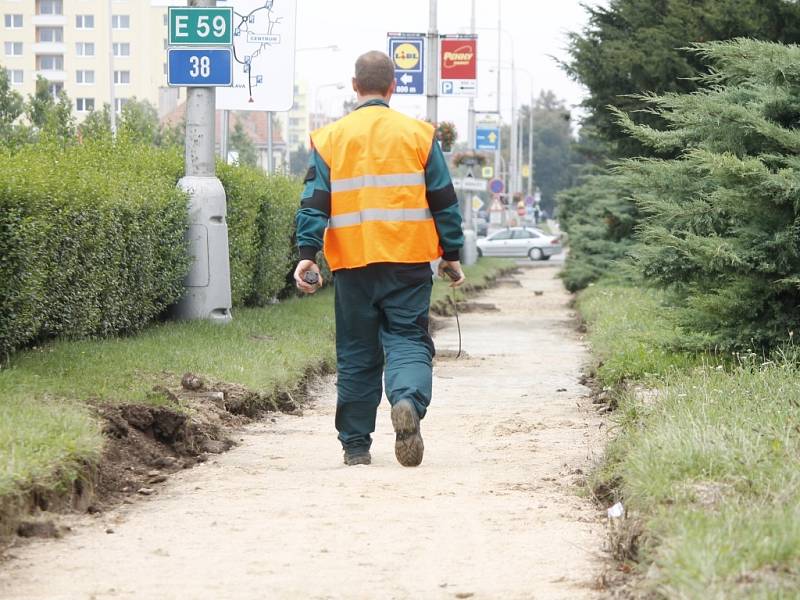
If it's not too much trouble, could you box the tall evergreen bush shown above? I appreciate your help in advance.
[617,39,800,350]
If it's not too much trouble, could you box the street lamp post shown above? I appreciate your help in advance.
[473,17,517,224]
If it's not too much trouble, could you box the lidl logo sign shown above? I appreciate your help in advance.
[394,43,421,71]
[388,34,425,95]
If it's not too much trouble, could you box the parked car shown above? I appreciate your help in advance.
[476,227,562,260]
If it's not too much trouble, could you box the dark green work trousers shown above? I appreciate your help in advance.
[334,262,435,451]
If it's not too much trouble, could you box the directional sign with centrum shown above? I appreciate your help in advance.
[388,33,425,95]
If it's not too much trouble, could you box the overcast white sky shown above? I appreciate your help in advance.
[293,0,604,137]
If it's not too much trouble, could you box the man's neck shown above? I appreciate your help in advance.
[357,94,389,106]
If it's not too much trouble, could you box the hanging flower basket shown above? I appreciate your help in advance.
[435,121,457,152]
[451,151,488,168]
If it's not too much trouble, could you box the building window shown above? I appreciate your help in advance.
[4,41,22,56]
[75,15,94,29]
[10,69,23,85]
[114,70,130,84]
[4,14,23,28]
[75,42,95,57]
[38,27,63,43]
[114,98,129,114]
[163,14,168,26]
[76,69,95,84]
[37,0,63,16]
[112,15,130,29]
[76,98,95,112]
[112,42,130,57]
[37,54,63,71]
[48,81,63,97]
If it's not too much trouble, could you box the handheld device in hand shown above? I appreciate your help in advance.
[442,266,461,282]
[303,271,320,286]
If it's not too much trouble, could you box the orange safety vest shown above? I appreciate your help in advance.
[310,104,442,271]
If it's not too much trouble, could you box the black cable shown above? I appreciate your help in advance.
[447,288,462,359]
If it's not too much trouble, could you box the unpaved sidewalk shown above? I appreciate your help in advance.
[0,264,605,600]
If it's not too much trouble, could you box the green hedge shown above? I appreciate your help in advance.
[217,162,300,306]
[0,139,302,358]
[0,138,189,358]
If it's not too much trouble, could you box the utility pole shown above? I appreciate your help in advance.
[509,45,518,218]
[266,111,274,173]
[467,0,476,151]
[174,0,233,323]
[108,0,116,136]
[528,88,534,197]
[426,0,438,124]
[220,109,229,161]
[494,0,501,195]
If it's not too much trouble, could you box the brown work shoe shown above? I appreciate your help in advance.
[391,399,424,467]
[343,449,371,466]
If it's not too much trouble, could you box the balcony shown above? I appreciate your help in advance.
[32,14,66,27]
[32,42,65,54]
[35,70,66,82]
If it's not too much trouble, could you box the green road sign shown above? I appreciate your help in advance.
[168,7,233,46]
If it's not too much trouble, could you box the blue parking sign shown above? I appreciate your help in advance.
[168,48,233,87]
[388,34,425,95]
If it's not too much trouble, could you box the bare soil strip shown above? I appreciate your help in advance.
[0,263,606,600]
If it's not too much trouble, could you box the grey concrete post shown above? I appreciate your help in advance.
[426,0,438,124]
[174,0,232,323]
[220,109,229,161]
[460,0,478,266]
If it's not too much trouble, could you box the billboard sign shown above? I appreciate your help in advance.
[440,35,477,97]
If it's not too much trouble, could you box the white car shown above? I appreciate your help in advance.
[476,227,562,260]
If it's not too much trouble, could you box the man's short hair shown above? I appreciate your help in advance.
[355,51,395,95]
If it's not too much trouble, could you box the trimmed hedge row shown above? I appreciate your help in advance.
[1,139,303,358]
[217,162,300,306]
[0,138,188,358]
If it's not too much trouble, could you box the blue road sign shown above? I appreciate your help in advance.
[489,178,505,195]
[168,48,233,87]
[388,34,425,95]
[476,126,500,150]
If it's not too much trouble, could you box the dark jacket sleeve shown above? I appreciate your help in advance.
[425,137,465,261]
[295,148,331,262]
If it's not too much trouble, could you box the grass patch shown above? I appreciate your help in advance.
[577,283,702,386]
[0,258,511,508]
[0,399,103,499]
[608,364,800,598]
[581,281,800,597]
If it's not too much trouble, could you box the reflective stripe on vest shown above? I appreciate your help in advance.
[329,207,432,229]
[330,172,425,193]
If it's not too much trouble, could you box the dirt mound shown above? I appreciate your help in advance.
[1,374,310,546]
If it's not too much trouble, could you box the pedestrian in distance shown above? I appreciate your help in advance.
[294,50,466,468]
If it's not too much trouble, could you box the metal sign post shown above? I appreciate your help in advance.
[170,0,233,323]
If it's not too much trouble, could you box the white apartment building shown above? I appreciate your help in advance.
[281,81,309,150]
[0,0,177,119]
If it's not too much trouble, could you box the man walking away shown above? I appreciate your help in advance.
[294,51,465,467]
